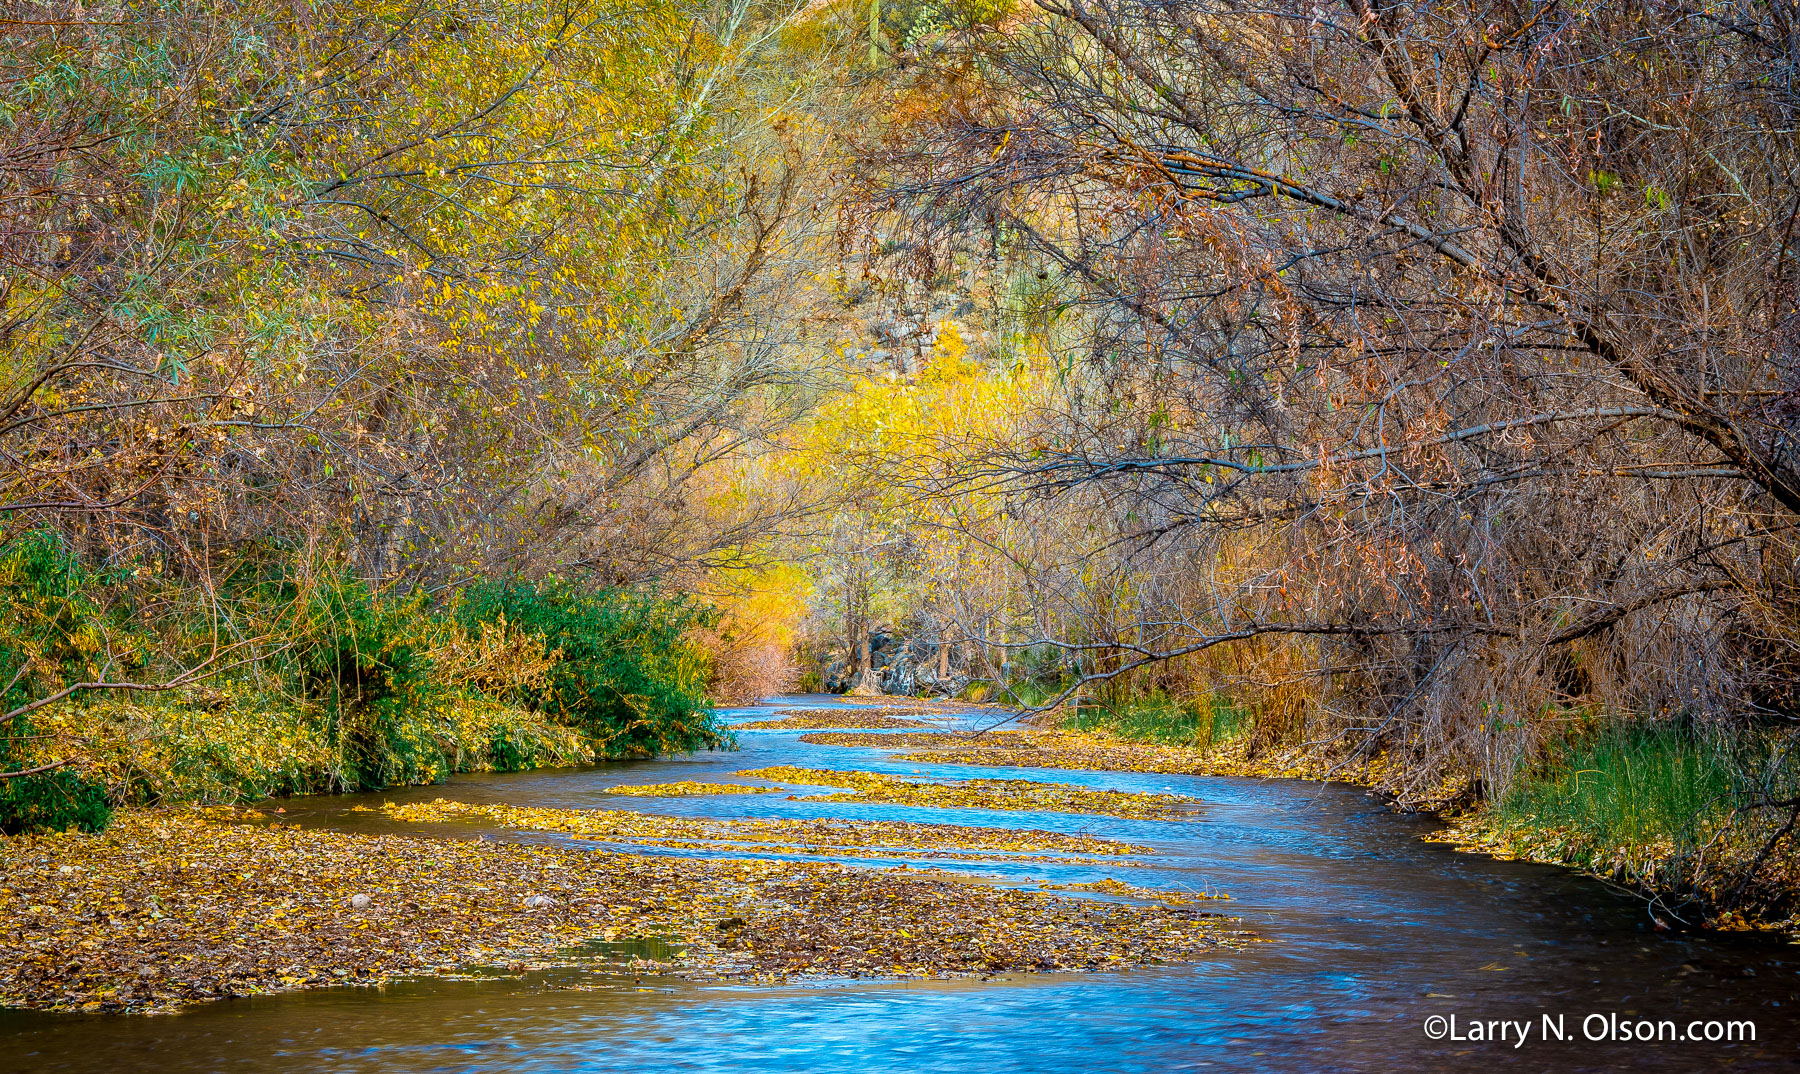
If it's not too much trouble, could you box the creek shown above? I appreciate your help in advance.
[3,696,1795,1072]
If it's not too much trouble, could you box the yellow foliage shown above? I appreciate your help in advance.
[428,613,560,697]
[34,688,590,807]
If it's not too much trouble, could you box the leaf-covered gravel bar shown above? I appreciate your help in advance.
[385,798,1150,863]
[737,766,1203,819]
[734,711,936,730]
[0,809,1243,1014]
[605,780,782,797]
[800,730,1318,780]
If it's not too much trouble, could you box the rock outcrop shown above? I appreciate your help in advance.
[818,627,970,697]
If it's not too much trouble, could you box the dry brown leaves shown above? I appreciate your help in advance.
[737,766,1201,820]
[0,809,1243,1014]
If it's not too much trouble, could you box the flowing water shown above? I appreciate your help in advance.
[4,696,1796,1072]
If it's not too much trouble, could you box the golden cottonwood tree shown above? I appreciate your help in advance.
[1,0,844,586]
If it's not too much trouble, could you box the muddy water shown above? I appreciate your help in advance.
[3,696,1796,1072]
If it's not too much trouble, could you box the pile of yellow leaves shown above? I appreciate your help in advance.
[737,766,1202,820]
[0,809,1243,1014]
[385,799,1147,864]
[735,711,933,730]
[604,781,780,797]
[801,729,1320,780]
[1046,877,1229,903]
[798,731,1037,749]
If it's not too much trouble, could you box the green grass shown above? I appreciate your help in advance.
[1068,691,1249,750]
[1495,724,1738,852]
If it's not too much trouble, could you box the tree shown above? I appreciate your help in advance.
[857,0,1800,785]
[1,0,846,588]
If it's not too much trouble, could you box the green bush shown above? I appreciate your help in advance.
[288,574,445,791]
[0,530,134,675]
[457,579,726,756]
[0,767,112,835]
[0,531,129,833]
[874,0,1014,54]
[0,531,727,832]
[997,677,1066,709]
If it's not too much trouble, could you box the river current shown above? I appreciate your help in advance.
[3,696,1795,1072]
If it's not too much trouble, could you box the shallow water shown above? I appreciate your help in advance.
[4,696,1796,1072]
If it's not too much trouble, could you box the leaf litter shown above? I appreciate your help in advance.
[605,780,782,797]
[384,798,1148,863]
[737,766,1202,820]
[800,729,1318,779]
[1045,877,1229,902]
[0,806,1245,1015]
[734,711,936,730]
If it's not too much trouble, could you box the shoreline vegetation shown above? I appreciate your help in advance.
[949,695,1800,936]
[6,0,1800,1031]
[0,532,725,836]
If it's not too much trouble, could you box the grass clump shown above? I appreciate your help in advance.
[1444,721,1800,927]
[1068,692,1250,751]
[1491,723,1737,859]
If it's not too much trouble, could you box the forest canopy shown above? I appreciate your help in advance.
[0,0,854,828]
[4,0,1800,924]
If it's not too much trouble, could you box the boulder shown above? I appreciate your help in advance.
[883,653,918,696]
[822,656,849,693]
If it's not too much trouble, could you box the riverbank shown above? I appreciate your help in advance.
[0,804,1240,1014]
[11,698,1794,1073]
[967,705,1800,935]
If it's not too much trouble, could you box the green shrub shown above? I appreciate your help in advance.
[457,579,725,756]
[998,677,1066,709]
[0,531,134,678]
[0,531,132,833]
[288,574,445,791]
[0,767,112,835]
[0,532,725,832]
[957,679,995,702]
[427,695,589,773]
